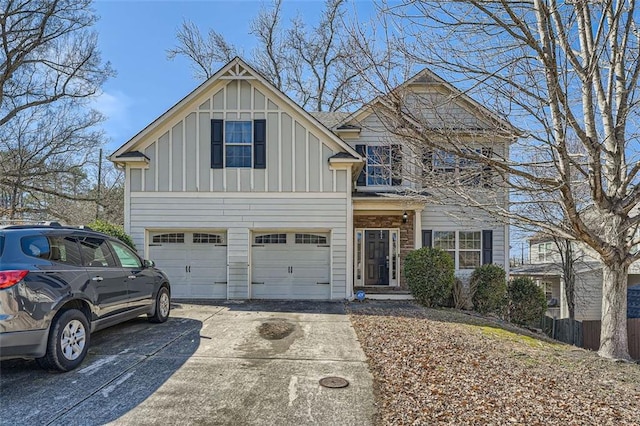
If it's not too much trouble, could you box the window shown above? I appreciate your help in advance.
[458,231,481,269]
[78,237,118,267]
[356,144,401,187]
[295,234,327,244]
[152,233,184,244]
[21,235,82,266]
[225,121,252,167]
[538,242,553,262]
[212,119,265,169]
[427,148,492,187]
[433,231,456,260]
[432,230,483,269]
[366,146,392,186]
[255,234,286,244]
[193,233,222,244]
[109,241,142,268]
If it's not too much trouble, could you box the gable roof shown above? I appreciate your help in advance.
[109,57,361,161]
[329,68,519,136]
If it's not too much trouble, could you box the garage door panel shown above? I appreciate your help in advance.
[149,232,227,299]
[251,232,330,300]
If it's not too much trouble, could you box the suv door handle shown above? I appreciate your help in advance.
[91,276,104,282]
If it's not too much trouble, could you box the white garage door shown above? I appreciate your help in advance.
[251,232,331,300]
[149,231,227,299]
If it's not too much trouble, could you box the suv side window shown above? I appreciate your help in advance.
[108,241,142,268]
[20,235,83,266]
[78,237,118,268]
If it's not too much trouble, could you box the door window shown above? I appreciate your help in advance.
[109,241,143,268]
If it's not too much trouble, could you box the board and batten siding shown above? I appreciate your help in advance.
[127,79,346,195]
[130,194,349,300]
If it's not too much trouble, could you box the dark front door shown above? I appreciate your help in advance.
[365,230,389,285]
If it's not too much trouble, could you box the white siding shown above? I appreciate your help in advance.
[130,194,349,300]
[421,205,507,271]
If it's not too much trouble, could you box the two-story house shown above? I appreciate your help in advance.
[512,234,640,320]
[109,57,513,301]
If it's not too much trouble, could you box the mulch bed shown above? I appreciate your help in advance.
[347,301,640,425]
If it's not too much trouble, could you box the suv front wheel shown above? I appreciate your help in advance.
[37,309,90,372]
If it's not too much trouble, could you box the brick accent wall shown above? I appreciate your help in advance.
[354,212,415,288]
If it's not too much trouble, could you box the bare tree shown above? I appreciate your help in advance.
[0,0,114,222]
[349,1,640,360]
[167,0,366,111]
[0,0,113,126]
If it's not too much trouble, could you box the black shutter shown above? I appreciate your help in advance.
[253,119,266,169]
[422,230,433,248]
[355,144,366,186]
[423,150,433,177]
[481,147,493,188]
[482,230,493,264]
[211,119,224,169]
[391,145,402,186]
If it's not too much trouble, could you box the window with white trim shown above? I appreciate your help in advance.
[193,233,223,244]
[433,230,482,269]
[426,148,492,187]
[295,234,327,244]
[366,145,392,186]
[255,234,287,244]
[538,242,554,262]
[152,233,185,243]
[225,121,252,167]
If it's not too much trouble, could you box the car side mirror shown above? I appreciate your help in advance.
[143,259,155,268]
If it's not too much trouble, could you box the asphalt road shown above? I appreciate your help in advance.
[0,301,375,426]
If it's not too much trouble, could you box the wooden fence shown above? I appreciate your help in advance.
[544,317,640,360]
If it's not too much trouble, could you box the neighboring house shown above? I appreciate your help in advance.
[511,235,640,320]
[109,57,514,301]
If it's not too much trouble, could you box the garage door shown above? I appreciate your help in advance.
[149,231,227,299]
[251,232,330,300]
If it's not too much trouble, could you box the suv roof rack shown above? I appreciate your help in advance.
[0,223,93,231]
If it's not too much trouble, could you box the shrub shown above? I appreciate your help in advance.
[88,220,136,250]
[507,277,547,326]
[470,264,507,315]
[404,247,454,307]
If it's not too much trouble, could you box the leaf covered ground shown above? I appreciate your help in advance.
[347,301,640,426]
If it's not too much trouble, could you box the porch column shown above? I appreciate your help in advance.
[414,208,423,248]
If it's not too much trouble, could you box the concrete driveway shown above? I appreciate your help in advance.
[0,301,375,425]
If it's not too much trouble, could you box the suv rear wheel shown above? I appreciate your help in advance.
[37,309,90,372]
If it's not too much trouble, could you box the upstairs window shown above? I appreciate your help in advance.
[356,144,402,187]
[225,121,252,167]
[538,242,554,262]
[425,148,493,187]
[211,119,266,169]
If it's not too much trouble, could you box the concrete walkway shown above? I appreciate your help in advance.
[0,301,375,426]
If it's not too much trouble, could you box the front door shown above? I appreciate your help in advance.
[365,230,389,285]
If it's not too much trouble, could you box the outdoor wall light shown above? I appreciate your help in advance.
[402,211,408,223]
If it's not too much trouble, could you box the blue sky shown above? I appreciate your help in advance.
[92,0,357,152]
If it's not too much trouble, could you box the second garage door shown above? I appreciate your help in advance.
[251,232,331,300]
[149,231,227,299]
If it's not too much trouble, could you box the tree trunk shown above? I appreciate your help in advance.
[598,262,630,360]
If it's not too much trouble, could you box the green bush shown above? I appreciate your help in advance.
[507,277,547,326]
[404,247,454,307]
[88,220,136,250]
[470,264,507,315]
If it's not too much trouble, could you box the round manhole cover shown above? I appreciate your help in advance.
[319,376,349,388]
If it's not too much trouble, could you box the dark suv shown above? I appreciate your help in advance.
[0,224,171,371]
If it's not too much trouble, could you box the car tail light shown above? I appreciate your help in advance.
[0,270,28,289]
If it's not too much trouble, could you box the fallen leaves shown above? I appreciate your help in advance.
[348,302,640,426]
